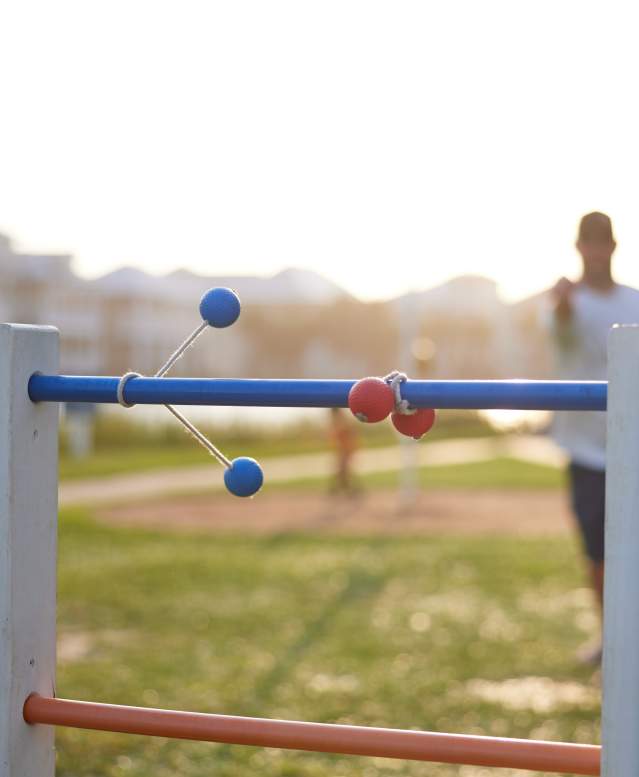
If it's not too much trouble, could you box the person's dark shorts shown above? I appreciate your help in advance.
[568,461,606,563]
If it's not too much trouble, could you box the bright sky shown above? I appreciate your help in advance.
[1,1,638,302]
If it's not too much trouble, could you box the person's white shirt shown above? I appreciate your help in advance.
[545,283,639,470]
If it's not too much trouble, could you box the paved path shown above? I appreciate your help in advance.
[100,486,573,537]
[59,435,566,507]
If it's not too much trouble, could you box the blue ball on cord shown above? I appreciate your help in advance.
[199,287,241,328]
[224,457,264,497]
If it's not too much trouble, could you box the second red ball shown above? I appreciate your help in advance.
[391,407,436,439]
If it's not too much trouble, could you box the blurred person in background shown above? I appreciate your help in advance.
[328,407,360,496]
[547,211,639,664]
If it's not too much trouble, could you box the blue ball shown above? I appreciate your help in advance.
[224,457,264,497]
[199,287,241,328]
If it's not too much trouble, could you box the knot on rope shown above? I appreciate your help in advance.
[384,371,416,416]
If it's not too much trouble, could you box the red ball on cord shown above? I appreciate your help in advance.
[391,408,436,439]
[348,377,395,423]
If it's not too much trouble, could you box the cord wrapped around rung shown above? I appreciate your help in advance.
[115,288,263,498]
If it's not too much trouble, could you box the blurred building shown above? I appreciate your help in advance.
[0,233,102,373]
[506,291,554,378]
[393,276,517,379]
[0,232,552,380]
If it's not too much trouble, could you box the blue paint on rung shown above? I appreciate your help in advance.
[28,374,608,411]
[403,380,608,411]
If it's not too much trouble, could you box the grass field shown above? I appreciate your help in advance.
[59,411,498,481]
[56,507,600,777]
[281,457,564,493]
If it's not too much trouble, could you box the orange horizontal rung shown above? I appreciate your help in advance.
[23,694,600,775]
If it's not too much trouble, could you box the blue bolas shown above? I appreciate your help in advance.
[224,457,264,497]
[199,287,241,328]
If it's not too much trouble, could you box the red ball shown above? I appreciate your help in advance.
[391,408,436,439]
[348,377,395,423]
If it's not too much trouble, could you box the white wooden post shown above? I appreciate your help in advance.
[602,324,639,777]
[0,324,59,777]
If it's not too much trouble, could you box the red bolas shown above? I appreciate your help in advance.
[348,377,395,423]
[391,408,436,439]
[349,376,437,439]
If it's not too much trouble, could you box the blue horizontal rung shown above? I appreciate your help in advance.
[28,374,608,411]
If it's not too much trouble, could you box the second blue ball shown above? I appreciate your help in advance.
[224,457,264,497]
[199,287,241,328]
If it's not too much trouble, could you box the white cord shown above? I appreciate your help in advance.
[116,319,232,469]
[154,321,208,379]
[384,370,416,415]
[117,372,141,408]
[163,404,232,468]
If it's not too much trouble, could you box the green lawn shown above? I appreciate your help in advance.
[59,412,499,481]
[61,450,563,494]
[60,447,209,480]
[56,508,599,777]
[279,457,564,493]
[59,437,332,480]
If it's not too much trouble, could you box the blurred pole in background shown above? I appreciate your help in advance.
[397,299,418,511]
[64,403,96,459]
